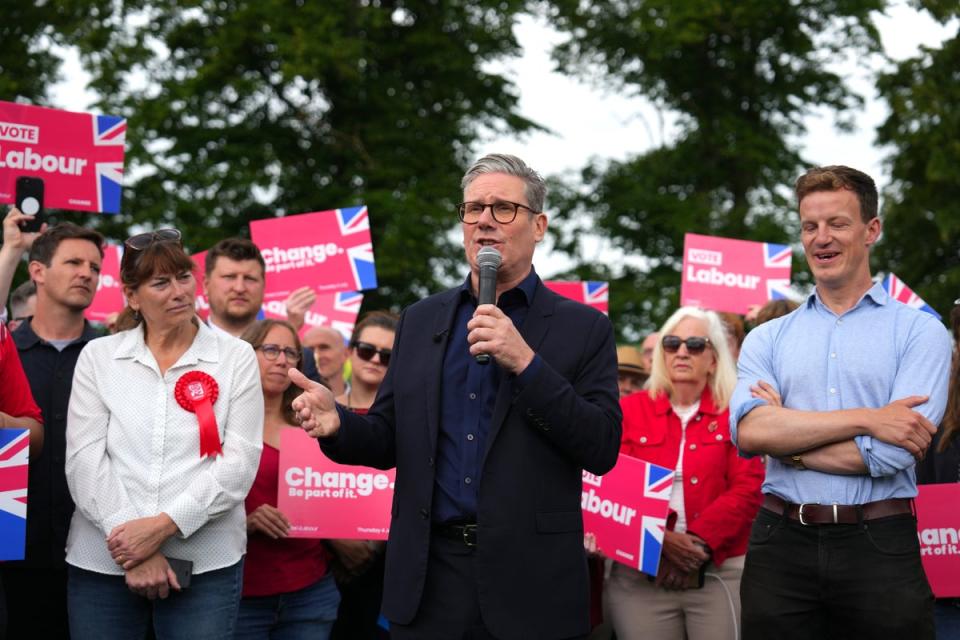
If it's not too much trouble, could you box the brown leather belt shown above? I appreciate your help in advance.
[763,494,913,526]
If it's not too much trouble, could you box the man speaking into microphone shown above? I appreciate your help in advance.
[290,153,622,639]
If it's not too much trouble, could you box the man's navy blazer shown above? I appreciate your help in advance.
[321,277,622,639]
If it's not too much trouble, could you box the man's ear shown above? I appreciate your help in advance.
[865,216,882,248]
[27,260,44,286]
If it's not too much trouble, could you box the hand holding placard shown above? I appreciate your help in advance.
[289,368,341,438]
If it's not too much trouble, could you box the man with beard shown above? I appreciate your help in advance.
[0,209,105,638]
[204,237,268,337]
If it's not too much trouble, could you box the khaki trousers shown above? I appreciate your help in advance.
[605,555,744,640]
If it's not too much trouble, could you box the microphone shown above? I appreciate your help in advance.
[475,246,502,365]
[433,329,449,343]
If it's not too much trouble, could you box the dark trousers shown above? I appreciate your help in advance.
[389,535,495,640]
[741,507,934,640]
[331,553,387,640]
[0,565,70,639]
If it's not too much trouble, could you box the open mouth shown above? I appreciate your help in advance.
[813,251,840,263]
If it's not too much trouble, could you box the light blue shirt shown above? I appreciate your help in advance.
[730,282,952,504]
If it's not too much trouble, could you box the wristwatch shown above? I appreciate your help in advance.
[790,454,807,470]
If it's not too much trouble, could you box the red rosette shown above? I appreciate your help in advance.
[175,371,222,458]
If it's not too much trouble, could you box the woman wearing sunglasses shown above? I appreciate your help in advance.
[236,319,340,639]
[606,307,764,640]
[329,310,397,640]
[64,230,263,639]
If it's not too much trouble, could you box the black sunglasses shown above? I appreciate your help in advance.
[662,335,711,355]
[352,341,392,366]
[125,228,182,250]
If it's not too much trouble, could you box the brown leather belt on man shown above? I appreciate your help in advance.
[762,493,913,525]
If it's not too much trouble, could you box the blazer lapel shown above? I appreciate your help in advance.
[481,281,556,468]
[425,289,460,453]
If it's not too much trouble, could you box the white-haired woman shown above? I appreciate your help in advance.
[606,307,764,640]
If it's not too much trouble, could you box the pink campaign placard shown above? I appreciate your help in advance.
[250,206,377,299]
[680,233,792,315]
[582,453,675,576]
[0,101,125,213]
[916,483,960,597]
[262,290,363,340]
[85,244,125,322]
[191,250,211,322]
[544,281,609,315]
[278,428,394,540]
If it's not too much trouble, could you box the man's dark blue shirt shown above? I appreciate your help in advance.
[432,268,542,524]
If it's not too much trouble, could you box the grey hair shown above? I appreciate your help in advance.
[461,153,547,212]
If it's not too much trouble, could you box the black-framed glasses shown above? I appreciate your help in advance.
[257,344,301,363]
[125,228,182,250]
[457,200,537,225]
[662,335,711,355]
[352,341,392,366]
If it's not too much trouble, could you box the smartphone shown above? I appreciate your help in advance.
[15,176,45,233]
[165,556,193,590]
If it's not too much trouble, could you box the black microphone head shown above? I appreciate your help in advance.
[477,246,502,269]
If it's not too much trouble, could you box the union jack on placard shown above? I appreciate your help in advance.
[336,206,370,236]
[766,278,794,301]
[0,429,29,561]
[584,282,609,313]
[637,461,674,576]
[92,114,126,214]
[346,242,378,291]
[882,273,941,319]
[763,242,792,269]
[331,290,364,341]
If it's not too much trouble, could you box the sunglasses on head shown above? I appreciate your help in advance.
[352,341,391,366]
[662,335,711,355]
[124,228,182,250]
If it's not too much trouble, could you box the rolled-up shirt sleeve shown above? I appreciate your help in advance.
[855,313,952,477]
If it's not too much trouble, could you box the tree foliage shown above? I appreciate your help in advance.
[874,3,960,317]
[57,0,538,311]
[541,0,884,338]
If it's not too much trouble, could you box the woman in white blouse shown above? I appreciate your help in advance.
[64,229,263,639]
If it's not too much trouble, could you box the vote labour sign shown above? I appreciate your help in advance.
[915,483,960,597]
[0,101,126,214]
[278,428,395,540]
[680,233,793,315]
[582,453,675,576]
[250,206,377,299]
[544,281,609,315]
[85,244,125,323]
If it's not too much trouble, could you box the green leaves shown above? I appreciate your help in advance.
[543,0,882,337]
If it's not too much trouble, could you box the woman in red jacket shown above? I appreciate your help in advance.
[607,307,764,640]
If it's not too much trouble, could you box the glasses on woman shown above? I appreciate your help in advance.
[457,200,537,225]
[662,335,711,355]
[124,228,182,250]
[352,341,392,366]
[257,344,301,363]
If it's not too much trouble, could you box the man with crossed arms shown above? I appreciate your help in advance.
[731,165,951,639]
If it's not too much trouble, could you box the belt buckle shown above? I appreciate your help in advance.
[462,524,477,547]
[797,502,819,526]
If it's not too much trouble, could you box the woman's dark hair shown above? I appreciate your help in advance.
[241,319,303,426]
[937,305,960,452]
[350,310,399,345]
[115,234,195,329]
